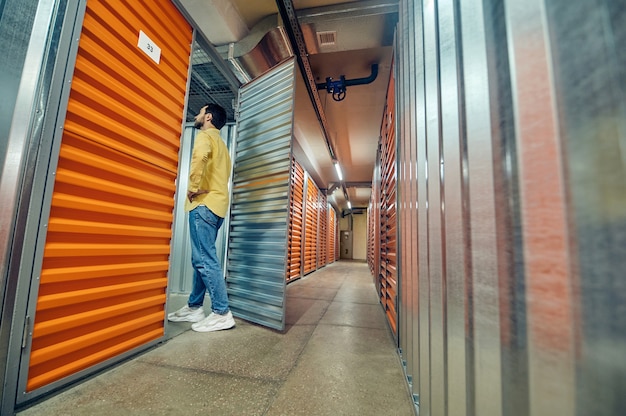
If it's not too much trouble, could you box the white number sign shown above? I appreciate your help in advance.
[137,30,161,64]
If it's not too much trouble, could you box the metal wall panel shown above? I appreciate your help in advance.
[459,1,504,413]
[391,0,626,414]
[409,0,423,404]
[398,0,419,400]
[423,2,446,413]
[168,124,196,294]
[414,0,431,412]
[17,0,192,399]
[226,58,295,331]
[506,2,575,413]
[1,1,76,412]
[438,2,469,415]
[543,2,625,414]
[0,0,39,290]
[396,0,409,389]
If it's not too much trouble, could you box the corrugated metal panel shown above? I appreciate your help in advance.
[226,58,295,331]
[287,159,305,282]
[461,1,504,412]
[439,2,470,414]
[423,1,446,409]
[24,0,191,393]
[415,0,432,411]
[508,3,575,414]
[392,0,625,414]
[543,2,625,414]
[395,0,418,398]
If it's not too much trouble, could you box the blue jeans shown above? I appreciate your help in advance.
[187,205,230,314]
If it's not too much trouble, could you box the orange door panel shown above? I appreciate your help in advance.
[288,160,305,282]
[319,193,328,266]
[26,0,192,391]
[328,207,337,263]
[304,177,320,275]
[379,68,397,335]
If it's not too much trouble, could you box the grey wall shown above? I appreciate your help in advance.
[394,0,625,415]
[0,0,38,171]
[1,1,85,413]
[1,1,56,413]
[0,0,38,330]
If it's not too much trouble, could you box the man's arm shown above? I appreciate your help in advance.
[188,135,212,201]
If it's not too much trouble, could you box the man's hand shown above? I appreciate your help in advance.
[188,190,208,202]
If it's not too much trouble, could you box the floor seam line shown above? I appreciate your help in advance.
[136,360,287,384]
[260,285,336,415]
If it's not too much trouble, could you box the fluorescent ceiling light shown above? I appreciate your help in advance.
[347,201,352,209]
[334,162,343,181]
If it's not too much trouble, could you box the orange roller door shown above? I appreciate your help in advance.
[318,193,328,266]
[379,70,397,335]
[328,207,337,263]
[26,0,192,391]
[304,177,320,275]
[288,160,305,282]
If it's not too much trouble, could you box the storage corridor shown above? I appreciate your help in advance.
[17,261,414,415]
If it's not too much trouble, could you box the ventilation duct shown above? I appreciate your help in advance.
[214,1,398,85]
[216,15,293,84]
[316,31,337,46]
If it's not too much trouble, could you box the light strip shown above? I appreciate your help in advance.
[347,201,352,209]
[334,162,343,181]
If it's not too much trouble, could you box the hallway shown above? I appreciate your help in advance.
[17,262,414,415]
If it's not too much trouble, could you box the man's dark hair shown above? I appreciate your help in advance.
[205,103,227,129]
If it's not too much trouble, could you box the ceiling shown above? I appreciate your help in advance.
[178,0,398,212]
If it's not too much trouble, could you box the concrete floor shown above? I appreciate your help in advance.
[16,261,415,416]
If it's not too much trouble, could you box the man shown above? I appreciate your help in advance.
[168,103,235,332]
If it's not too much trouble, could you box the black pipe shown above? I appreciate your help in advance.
[316,63,379,90]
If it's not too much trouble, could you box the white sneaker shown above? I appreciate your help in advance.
[167,305,205,322]
[191,311,235,332]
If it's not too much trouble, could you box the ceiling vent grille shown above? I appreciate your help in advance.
[317,31,337,46]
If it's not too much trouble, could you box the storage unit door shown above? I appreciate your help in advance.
[287,160,305,282]
[379,72,398,336]
[226,58,296,331]
[303,177,320,274]
[318,193,328,266]
[328,206,337,263]
[22,0,191,397]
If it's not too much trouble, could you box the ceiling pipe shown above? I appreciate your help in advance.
[315,63,379,90]
[276,0,390,211]
[275,0,338,163]
[315,64,378,101]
